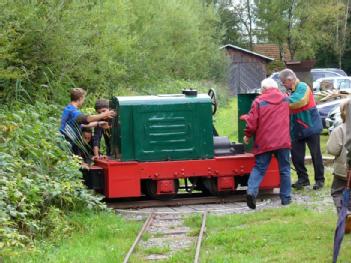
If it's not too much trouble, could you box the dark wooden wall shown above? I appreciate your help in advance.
[226,49,268,95]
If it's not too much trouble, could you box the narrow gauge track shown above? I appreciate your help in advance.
[123,213,154,263]
[122,211,208,263]
[194,211,207,263]
[107,190,278,210]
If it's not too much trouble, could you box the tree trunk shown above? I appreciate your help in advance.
[340,0,350,68]
[287,0,296,60]
[247,0,253,50]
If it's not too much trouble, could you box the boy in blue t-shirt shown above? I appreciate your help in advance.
[60,88,115,146]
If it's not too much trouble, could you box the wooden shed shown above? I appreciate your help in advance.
[221,44,273,95]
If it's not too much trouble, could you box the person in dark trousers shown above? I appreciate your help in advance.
[241,78,291,209]
[279,69,325,190]
[93,99,113,158]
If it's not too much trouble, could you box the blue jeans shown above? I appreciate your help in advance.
[247,148,291,204]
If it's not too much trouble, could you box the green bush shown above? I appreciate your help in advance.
[0,103,104,251]
[0,0,226,104]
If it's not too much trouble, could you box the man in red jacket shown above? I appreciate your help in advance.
[241,78,291,209]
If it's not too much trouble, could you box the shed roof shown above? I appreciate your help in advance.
[220,44,274,62]
[253,43,292,62]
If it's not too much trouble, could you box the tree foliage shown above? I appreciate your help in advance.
[213,0,350,72]
[0,0,225,104]
[255,0,346,60]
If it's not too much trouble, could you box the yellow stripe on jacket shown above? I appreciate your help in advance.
[289,81,310,110]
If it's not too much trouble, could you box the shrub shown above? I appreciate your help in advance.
[0,103,104,250]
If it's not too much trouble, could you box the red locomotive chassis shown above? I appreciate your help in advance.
[93,153,280,198]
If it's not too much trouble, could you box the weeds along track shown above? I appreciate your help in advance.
[122,211,208,263]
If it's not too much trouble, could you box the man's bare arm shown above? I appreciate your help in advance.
[86,109,116,123]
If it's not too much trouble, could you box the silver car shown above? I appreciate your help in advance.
[313,76,351,93]
[325,106,342,133]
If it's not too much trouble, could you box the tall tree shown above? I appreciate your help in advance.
[217,2,244,45]
[209,0,258,48]
[337,0,350,67]
[256,0,345,61]
[255,0,290,59]
[232,0,257,49]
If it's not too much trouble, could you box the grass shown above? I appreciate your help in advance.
[143,246,171,255]
[184,214,203,237]
[200,206,351,263]
[2,211,141,263]
[214,98,238,141]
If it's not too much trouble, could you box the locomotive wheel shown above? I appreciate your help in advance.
[202,178,233,196]
[189,177,210,194]
[144,179,179,200]
[202,178,218,195]
[207,88,218,115]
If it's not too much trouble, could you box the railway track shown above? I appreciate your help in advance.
[194,211,207,263]
[123,214,154,263]
[119,191,279,262]
[107,190,277,209]
[122,211,208,263]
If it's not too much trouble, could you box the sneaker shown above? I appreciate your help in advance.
[292,180,310,190]
[247,194,256,209]
[312,181,324,190]
[281,199,291,206]
[345,214,351,234]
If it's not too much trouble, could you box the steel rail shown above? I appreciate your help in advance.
[194,211,207,263]
[107,191,277,209]
[114,199,272,216]
[123,213,154,263]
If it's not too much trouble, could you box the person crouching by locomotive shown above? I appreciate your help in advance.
[93,99,113,158]
[279,69,325,190]
[59,88,115,147]
[240,78,291,209]
[72,127,94,167]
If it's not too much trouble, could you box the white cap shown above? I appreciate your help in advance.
[261,78,278,91]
